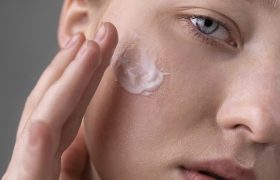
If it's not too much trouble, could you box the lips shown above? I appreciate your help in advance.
[180,159,256,180]
[183,169,220,180]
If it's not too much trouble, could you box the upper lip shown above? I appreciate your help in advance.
[180,159,256,180]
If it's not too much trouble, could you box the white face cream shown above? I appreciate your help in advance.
[110,46,168,96]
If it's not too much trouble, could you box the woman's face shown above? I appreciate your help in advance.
[66,0,280,179]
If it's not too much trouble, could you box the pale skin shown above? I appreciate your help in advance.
[2,0,280,180]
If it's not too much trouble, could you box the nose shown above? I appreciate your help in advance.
[216,62,280,144]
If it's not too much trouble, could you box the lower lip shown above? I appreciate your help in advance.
[183,170,216,180]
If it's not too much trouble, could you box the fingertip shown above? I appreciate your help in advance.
[85,22,119,73]
[94,22,118,49]
[103,22,119,48]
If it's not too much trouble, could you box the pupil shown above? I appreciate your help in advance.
[204,19,213,27]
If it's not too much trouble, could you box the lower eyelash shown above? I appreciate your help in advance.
[188,21,221,47]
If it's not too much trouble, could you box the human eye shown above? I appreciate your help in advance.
[184,15,238,49]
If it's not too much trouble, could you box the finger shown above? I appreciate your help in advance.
[58,22,118,179]
[17,33,86,139]
[21,24,117,178]
[5,23,118,180]
[58,22,119,152]
[7,40,101,180]
[30,40,101,133]
[95,22,119,71]
[4,33,85,179]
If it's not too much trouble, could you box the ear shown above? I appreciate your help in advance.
[58,0,91,48]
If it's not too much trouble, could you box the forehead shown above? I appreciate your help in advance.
[144,0,280,12]
[246,0,279,9]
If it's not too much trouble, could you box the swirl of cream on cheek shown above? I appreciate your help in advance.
[111,47,168,96]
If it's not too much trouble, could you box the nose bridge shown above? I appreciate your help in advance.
[217,60,280,144]
[250,12,280,62]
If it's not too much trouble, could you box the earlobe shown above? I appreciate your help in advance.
[58,0,90,48]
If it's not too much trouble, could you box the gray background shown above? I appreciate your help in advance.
[0,1,63,176]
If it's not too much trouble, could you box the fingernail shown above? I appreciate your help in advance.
[64,33,80,48]
[94,23,106,43]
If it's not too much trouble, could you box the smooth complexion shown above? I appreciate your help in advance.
[58,0,280,179]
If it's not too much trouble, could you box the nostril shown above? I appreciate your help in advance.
[233,124,242,129]
[233,124,252,132]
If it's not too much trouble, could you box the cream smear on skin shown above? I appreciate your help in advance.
[110,45,168,96]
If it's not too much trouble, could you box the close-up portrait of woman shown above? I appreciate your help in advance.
[1,0,280,179]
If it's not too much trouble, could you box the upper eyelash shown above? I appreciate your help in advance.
[182,15,237,49]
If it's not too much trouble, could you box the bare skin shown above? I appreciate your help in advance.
[3,0,280,179]
[2,22,118,180]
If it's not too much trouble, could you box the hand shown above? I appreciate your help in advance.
[2,22,118,180]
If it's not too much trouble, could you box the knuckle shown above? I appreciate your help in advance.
[27,121,56,148]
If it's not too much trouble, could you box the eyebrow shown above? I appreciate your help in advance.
[245,0,279,9]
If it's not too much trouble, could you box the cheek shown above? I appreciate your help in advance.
[83,74,178,178]
[84,13,233,177]
[111,45,168,96]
